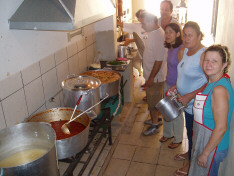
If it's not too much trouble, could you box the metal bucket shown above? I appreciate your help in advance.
[27,107,91,160]
[156,96,184,122]
[0,122,59,176]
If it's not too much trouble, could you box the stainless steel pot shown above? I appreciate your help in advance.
[156,96,184,122]
[0,122,59,176]
[118,45,127,58]
[27,107,91,160]
[82,70,121,99]
[62,75,101,116]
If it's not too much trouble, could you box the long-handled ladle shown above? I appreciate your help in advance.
[61,93,109,134]
[69,95,83,123]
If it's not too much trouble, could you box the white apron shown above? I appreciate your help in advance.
[188,82,218,176]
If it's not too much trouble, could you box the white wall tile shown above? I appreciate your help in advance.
[42,68,59,101]
[0,102,6,130]
[24,77,45,115]
[78,49,88,73]
[0,71,23,100]
[55,48,68,65]
[31,105,46,117]
[84,25,94,47]
[56,60,70,89]
[87,44,95,66]
[45,93,60,109]
[59,91,64,107]
[67,42,78,58]
[2,89,28,127]
[21,62,41,86]
[40,54,56,74]
[68,54,80,75]
[77,35,86,52]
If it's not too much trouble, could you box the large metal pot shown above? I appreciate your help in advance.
[156,96,184,122]
[0,122,59,176]
[62,75,101,116]
[27,107,91,160]
[82,70,121,99]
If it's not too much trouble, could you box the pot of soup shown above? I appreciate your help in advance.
[26,107,91,160]
[0,122,59,176]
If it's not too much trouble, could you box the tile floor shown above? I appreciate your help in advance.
[103,76,188,176]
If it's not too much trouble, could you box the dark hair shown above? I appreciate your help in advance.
[135,9,145,18]
[161,0,173,11]
[140,12,158,25]
[204,44,231,73]
[183,21,204,40]
[164,23,183,48]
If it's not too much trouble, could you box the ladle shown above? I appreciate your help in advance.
[61,93,109,134]
[69,94,83,124]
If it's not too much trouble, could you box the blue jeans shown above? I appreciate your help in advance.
[209,149,228,176]
[184,111,193,160]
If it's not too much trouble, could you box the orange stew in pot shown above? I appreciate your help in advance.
[50,120,86,140]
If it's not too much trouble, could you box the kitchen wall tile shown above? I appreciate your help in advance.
[40,54,56,74]
[2,89,28,127]
[77,35,86,52]
[24,77,45,115]
[67,42,78,58]
[0,102,6,130]
[68,54,80,75]
[45,93,60,109]
[31,104,46,117]
[93,33,96,42]
[78,49,88,73]
[84,25,94,47]
[42,68,59,101]
[21,62,41,86]
[56,60,69,89]
[87,44,95,66]
[59,91,64,107]
[55,48,68,66]
[0,71,23,100]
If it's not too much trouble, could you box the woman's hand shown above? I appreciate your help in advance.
[145,78,154,87]
[177,92,194,105]
[197,153,208,168]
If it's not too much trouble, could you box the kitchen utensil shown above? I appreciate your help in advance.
[156,95,187,122]
[69,94,83,124]
[62,75,101,116]
[0,122,59,176]
[61,94,109,134]
[26,107,91,160]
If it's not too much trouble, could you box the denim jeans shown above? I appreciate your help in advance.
[184,111,193,160]
[209,149,228,176]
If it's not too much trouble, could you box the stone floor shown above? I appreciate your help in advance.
[102,76,188,176]
[58,75,188,176]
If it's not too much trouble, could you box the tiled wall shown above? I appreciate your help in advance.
[0,25,97,130]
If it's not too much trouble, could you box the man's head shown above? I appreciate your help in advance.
[160,0,173,19]
[135,9,145,22]
[140,12,159,32]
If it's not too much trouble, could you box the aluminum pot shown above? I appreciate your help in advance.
[118,45,127,58]
[26,107,91,160]
[156,96,184,122]
[0,122,59,176]
[62,75,101,116]
[82,70,121,99]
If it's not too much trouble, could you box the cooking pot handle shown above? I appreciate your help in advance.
[67,74,76,78]
[86,110,97,119]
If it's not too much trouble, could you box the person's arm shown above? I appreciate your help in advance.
[197,85,229,168]
[177,46,185,62]
[145,61,162,87]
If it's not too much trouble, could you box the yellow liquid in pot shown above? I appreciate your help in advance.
[0,148,48,167]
